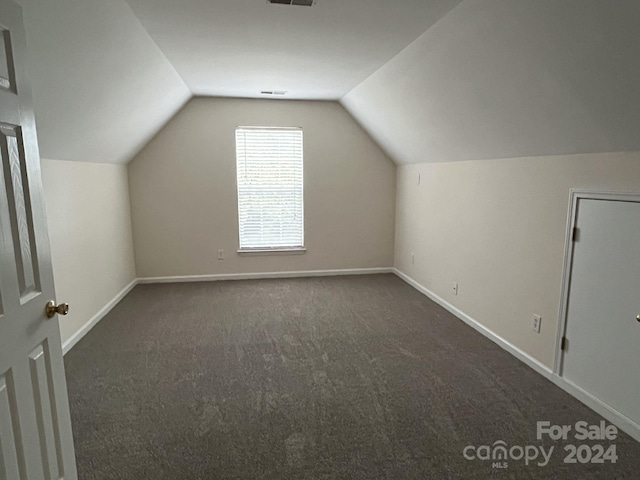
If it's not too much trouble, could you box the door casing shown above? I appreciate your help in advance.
[554,189,640,375]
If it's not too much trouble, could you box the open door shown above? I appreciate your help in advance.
[0,0,78,478]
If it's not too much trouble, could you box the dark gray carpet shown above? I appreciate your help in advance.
[64,274,640,479]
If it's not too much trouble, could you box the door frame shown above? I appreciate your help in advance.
[554,189,640,376]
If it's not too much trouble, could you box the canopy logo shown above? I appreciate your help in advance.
[463,440,554,469]
[463,421,618,470]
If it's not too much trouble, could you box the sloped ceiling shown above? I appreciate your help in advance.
[124,0,462,100]
[17,0,462,164]
[15,0,640,165]
[18,0,191,164]
[342,0,640,164]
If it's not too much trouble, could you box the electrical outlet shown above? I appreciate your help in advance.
[217,249,224,260]
[453,282,458,296]
[411,253,415,265]
[532,314,542,333]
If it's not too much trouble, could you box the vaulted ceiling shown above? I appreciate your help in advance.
[125,0,462,100]
[15,0,640,165]
[19,0,191,164]
[343,0,640,164]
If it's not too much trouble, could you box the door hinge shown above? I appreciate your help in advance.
[561,337,568,351]
[572,227,580,242]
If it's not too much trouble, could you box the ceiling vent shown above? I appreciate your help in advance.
[267,0,315,6]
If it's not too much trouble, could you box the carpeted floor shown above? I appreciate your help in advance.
[64,274,640,479]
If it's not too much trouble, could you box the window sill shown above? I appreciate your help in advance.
[237,247,307,257]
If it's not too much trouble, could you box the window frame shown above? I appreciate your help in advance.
[234,126,306,255]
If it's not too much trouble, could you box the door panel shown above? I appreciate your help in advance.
[562,198,640,425]
[0,0,77,478]
[0,373,22,480]
[0,28,15,92]
[29,343,63,480]
[1,124,41,301]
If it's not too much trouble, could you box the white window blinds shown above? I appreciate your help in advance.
[235,127,304,250]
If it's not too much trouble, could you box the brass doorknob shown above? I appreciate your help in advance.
[45,301,69,318]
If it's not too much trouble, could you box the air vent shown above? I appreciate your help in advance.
[267,0,315,6]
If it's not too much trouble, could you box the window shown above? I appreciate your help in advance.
[235,127,304,251]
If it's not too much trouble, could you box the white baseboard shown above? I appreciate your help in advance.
[392,268,640,443]
[62,279,138,355]
[63,269,392,355]
[392,269,552,377]
[63,267,640,442]
[138,267,393,284]
[545,374,640,443]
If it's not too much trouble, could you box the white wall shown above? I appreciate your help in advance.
[394,152,640,368]
[41,159,136,345]
[129,97,396,278]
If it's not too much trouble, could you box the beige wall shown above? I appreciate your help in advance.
[128,97,396,277]
[41,159,136,345]
[395,152,640,368]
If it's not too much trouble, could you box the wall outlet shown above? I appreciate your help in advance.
[453,281,458,296]
[411,253,415,265]
[532,314,542,333]
[217,249,224,260]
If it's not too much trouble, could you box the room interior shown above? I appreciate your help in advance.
[9,0,640,477]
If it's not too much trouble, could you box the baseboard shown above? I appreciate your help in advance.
[392,269,552,377]
[62,279,138,355]
[62,267,640,442]
[392,268,640,443]
[61,269,392,354]
[545,374,640,443]
[138,267,393,284]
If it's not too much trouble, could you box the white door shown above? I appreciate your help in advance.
[561,197,640,426]
[0,1,78,479]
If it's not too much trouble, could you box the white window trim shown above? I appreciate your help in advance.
[235,126,305,253]
[237,247,307,256]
